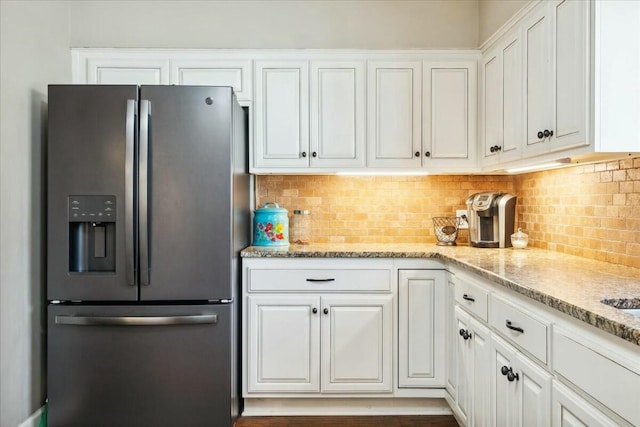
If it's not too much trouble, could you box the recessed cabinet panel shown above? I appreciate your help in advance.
[552,0,589,151]
[428,68,469,158]
[454,307,472,426]
[87,58,169,85]
[247,295,320,393]
[483,53,502,160]
[502,32,523,160]
[171,60,252,101]
[367,61,422,168]
[321,295,393,393]
[254,61,309,168]
[552,382,620,427]
[310,61,365,167]
[523,3,552,153]
[517,353,551,427]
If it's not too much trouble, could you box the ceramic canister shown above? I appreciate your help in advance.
[253,202,289,246]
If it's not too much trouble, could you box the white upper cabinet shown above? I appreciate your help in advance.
[310,60,366,168]
[367,60,422,168]
[170,59,252,101]
[253,60,310,169]
[423,60,478,171]
[78,57,170,85]
[481,28,523,167]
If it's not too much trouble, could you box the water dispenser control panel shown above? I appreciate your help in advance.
[68,195,116,222]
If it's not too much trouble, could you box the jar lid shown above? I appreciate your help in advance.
[256,202,288,213]
[293,209,310,215]
[512,227,528,238]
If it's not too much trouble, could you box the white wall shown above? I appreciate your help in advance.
[478,0,529,45]
[0,2,70,426]
[69,0,479,49]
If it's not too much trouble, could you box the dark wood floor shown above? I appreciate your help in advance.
[236,415,459,427]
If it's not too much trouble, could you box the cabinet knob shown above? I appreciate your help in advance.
[496,145,502,152]
[507,371,519,382]
[415,151,420,157]
[501,365,510,376]
[312,152,317,158]
[323,308,329,315]
[301,151,307,158]
[537,131,544,139]
[312,308,318,314]
[490,146,496,153]
[459,329,471,340]
[543,129,553,138]
[425,151,431,157]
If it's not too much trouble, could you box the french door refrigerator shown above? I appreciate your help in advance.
[46,85,249,427]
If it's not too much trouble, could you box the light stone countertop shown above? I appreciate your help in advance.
[241,243,640,347]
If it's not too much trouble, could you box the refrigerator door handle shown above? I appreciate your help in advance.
[55,314,218,326]
[125,99,137,287]
[139,100,151,286]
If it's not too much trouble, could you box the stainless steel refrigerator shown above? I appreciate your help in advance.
[46,85,249,427]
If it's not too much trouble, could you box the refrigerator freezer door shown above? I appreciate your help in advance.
[139,86,235,301]
[47,304,236,427]
[47,85,138,301]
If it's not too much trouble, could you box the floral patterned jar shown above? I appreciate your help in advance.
[253,202,289,246]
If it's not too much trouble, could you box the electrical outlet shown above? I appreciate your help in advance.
[456,209,469,229]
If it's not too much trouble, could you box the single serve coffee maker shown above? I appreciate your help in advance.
[466,192,517,248]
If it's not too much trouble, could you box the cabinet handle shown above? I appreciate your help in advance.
[459,328,471,340]
[301,151,307,157]
[425,151,431,157]
[306,278,335,283]
[312,151,317,158]
[505,320,524,334]
[537,131,544,139]
[543,129,553,138]
[415,151,420,157]
[507,371,519,382]
[462,294,475,302]
[501,365,510,376]
[490,146,496,153]
[312,308,318,314]
[323,308,329,315]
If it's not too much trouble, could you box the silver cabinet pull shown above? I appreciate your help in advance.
[125,99,137,286]
[139,100,151,286]
[55,314,217,326]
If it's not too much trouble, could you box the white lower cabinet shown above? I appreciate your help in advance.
[454,306,491,427]
[551,382,620,427]
[398,270,445,388]
[491,334,551,427]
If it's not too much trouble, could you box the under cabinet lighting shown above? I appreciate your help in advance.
[336,171,430,176]
[506,158,571,174]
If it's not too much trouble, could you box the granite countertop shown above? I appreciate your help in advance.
[241,243,640,347]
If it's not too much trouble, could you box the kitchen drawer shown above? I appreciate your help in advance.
[489,294,549,364]
[453,274,489,322]
[248,267,392,292]
[553,327,640,427]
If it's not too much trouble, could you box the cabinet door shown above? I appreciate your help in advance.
[481,48,503,165]
[522,1,552,155]
[491,335,519,427]
[445,277,458,398]
[471,317,492,427]
[247,295,320,393]
[423,60,477,169]
[86,58,170,85]
[321,295,393,393]
[171,59,252,101]
[500,28,524,163]
[552,382,620,427]
[398,270,445,388]
[454,307,472,426]
[516,352,552,427]
[550,0,589,151]
[367,61,422,168]
[310,61,366,168]
[254,60,309,168]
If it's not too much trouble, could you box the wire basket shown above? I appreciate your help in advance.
[432,217,460,246]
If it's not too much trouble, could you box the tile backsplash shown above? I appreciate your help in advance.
[256,157,640,269]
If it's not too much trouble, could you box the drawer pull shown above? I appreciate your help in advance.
[306,278,336,283]
[462,294,475,302]
[505,320,524,334]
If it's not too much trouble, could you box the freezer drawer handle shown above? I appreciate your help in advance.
[55,314,218,326]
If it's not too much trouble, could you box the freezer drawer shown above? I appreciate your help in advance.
[47,304,237,427]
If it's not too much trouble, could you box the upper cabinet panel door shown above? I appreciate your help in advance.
[254,61,309,169]
[551,0,589,151]
[310,61,366,168]
[86,58,170,85]
[367,61,422,168]
[523,2,552,156]
[423,61,477,169]
[500,29,524,162]
[171,59,252,101]
[482,49,503,165]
